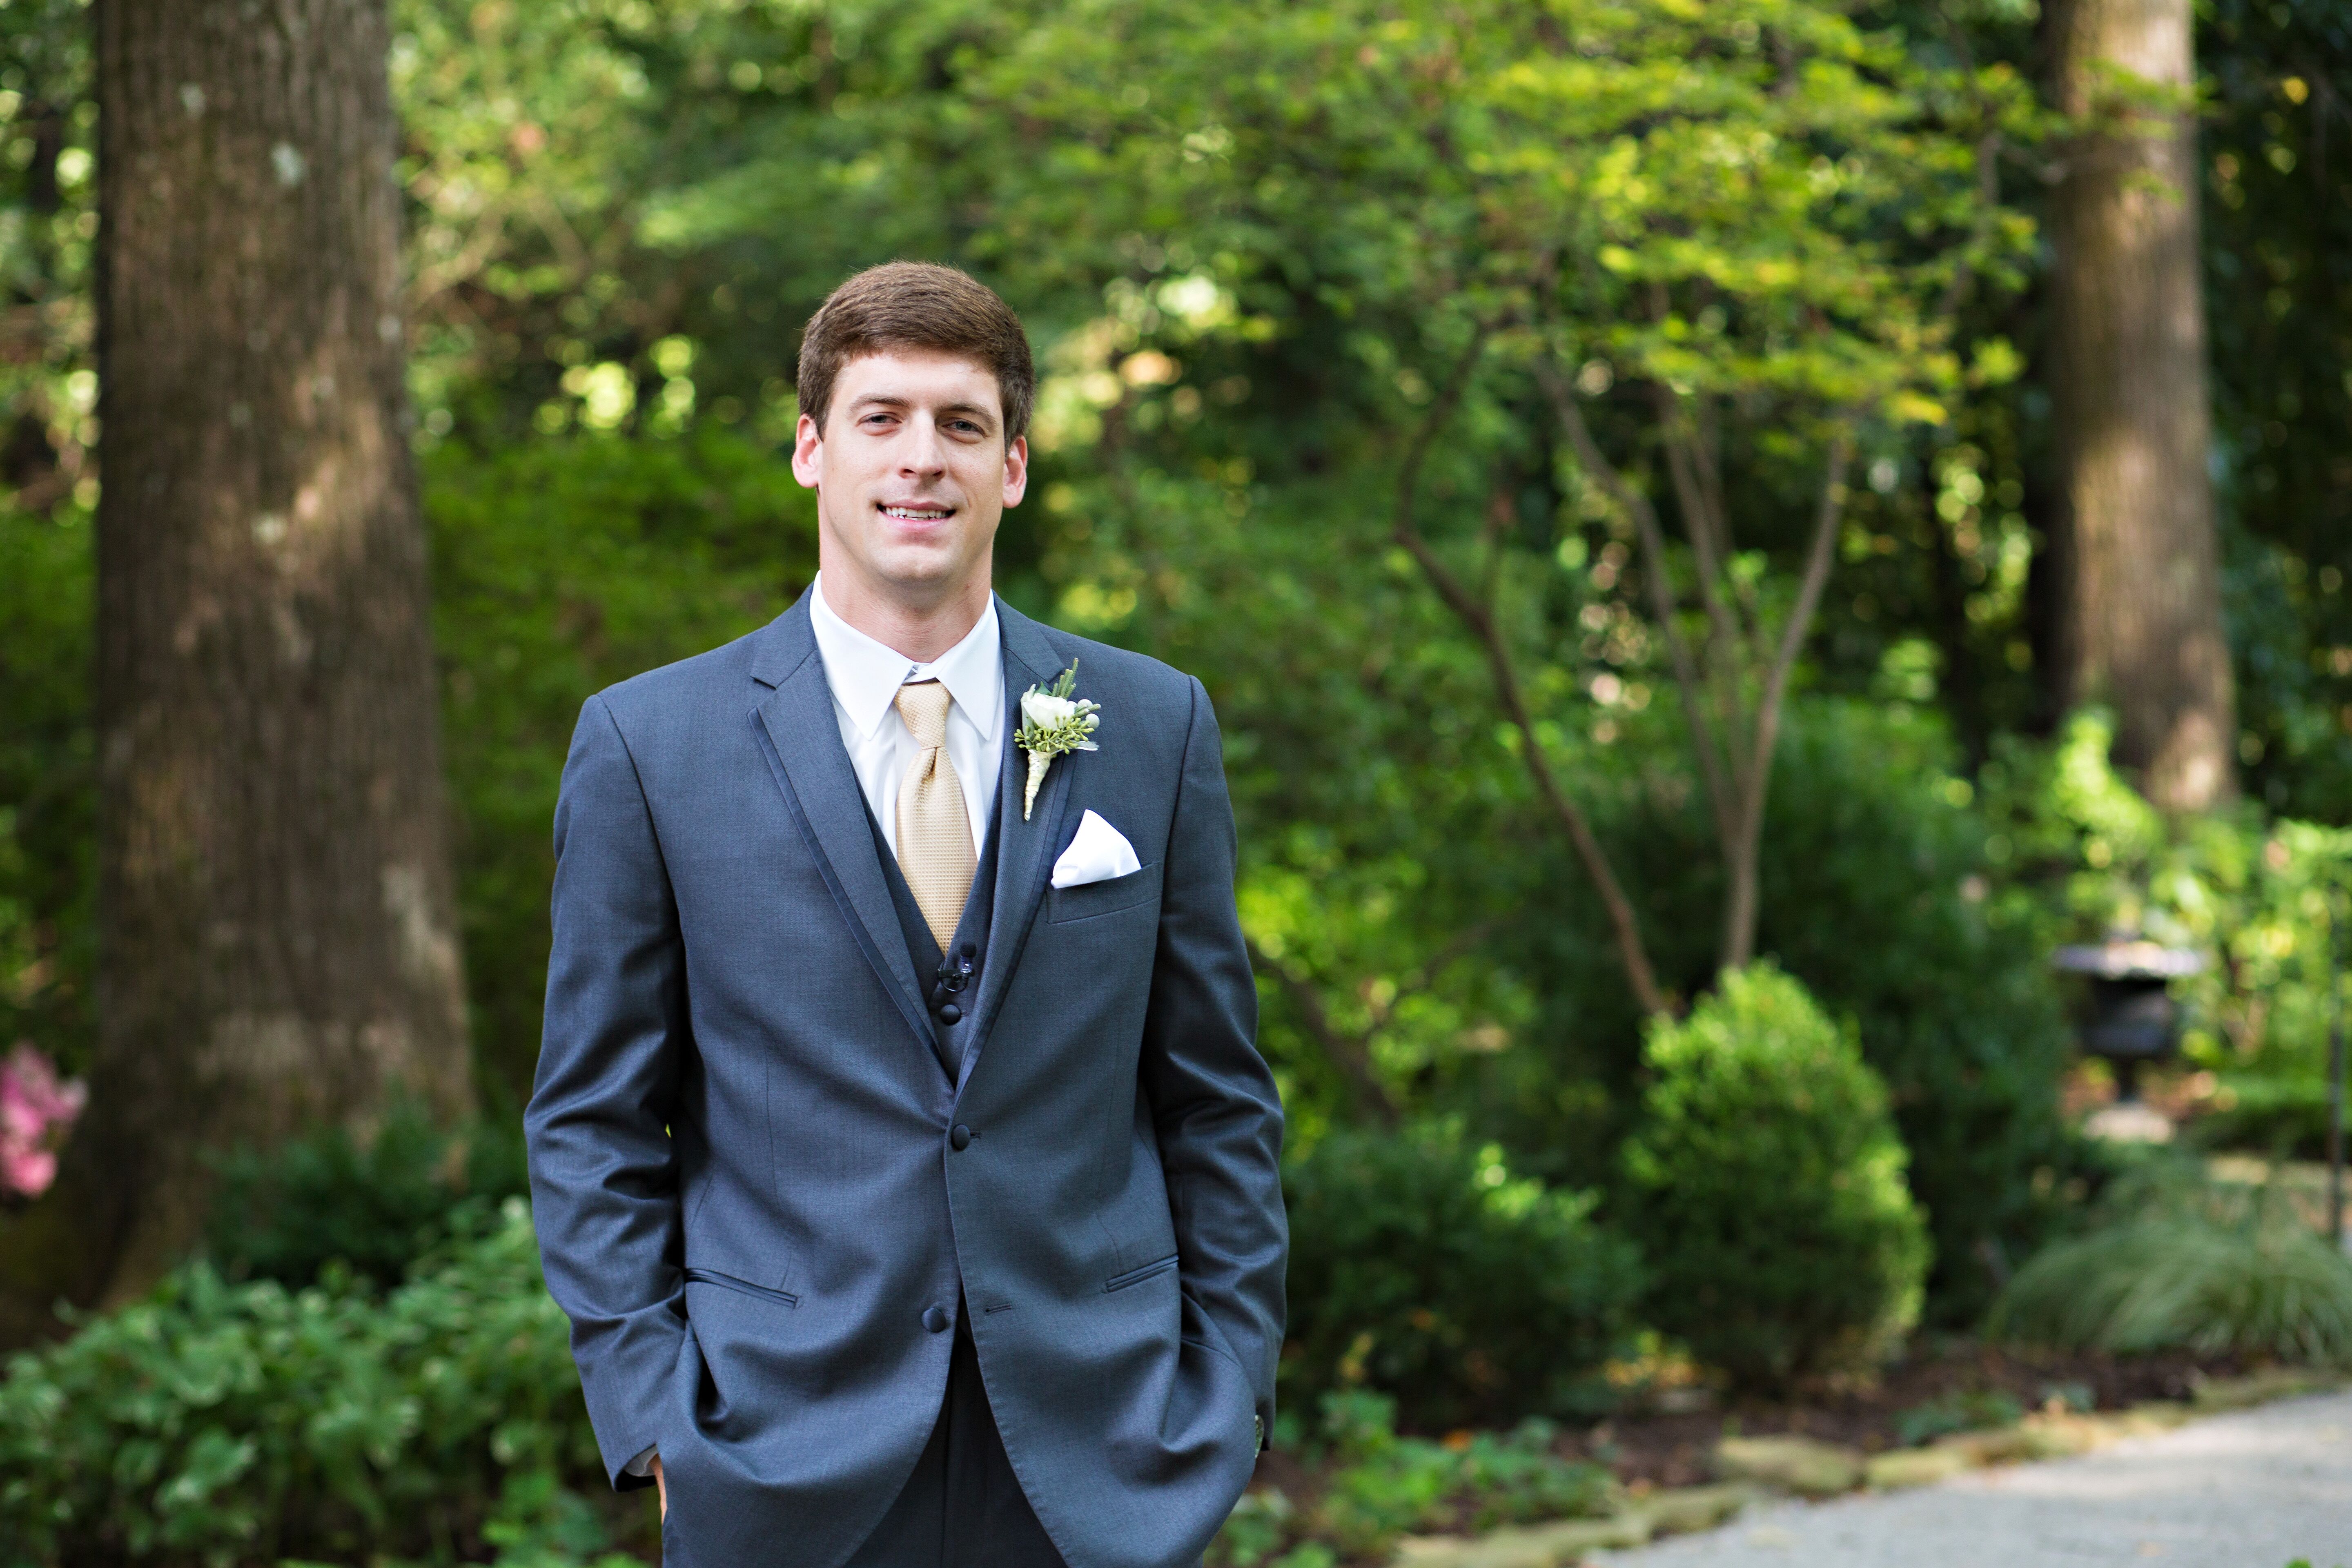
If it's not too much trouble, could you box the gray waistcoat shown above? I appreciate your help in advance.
[863,790,1003,1083]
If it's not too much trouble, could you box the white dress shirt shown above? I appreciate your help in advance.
[807,572,1003,860]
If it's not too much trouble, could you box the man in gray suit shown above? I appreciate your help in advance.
[525,262,1287,1568]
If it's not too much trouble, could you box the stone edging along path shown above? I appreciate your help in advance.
[1388,1370,2350,1568]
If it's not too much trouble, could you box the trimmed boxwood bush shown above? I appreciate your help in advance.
[1623,964,1927,1388]
[1280,1125,1644,1430]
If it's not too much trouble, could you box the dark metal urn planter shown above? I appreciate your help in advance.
[2051,939,2206,1104]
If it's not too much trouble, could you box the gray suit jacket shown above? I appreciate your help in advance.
[525,591,1287,1568]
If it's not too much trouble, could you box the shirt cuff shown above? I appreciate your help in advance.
[624,1443,659,1478]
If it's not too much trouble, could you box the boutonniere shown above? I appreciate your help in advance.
[1016,662,1101,820]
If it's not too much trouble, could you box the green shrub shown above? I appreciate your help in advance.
[1993,1174,2352,1364]
[1623,964,1929,1388]
[0,1199,640,1567]
[1278,1125,1644,1430]
[1482,698,2075,1325]
[1751,701,2077,1323]
[1207,1391,1616,1568]
[204,1102,529,1290]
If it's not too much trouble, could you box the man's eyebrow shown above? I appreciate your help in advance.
[846,392,998,425]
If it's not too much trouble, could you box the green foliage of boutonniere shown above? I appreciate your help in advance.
[1015,662,1101,820]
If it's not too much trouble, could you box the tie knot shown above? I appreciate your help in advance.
[895,678,953,746]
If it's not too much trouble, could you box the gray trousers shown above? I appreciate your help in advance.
[843,1314,1065,1568]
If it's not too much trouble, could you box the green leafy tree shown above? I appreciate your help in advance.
[936,0,2041,1011]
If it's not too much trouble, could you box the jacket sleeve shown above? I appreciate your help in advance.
[525,694,688,1490]
[1139,677,1288,1443]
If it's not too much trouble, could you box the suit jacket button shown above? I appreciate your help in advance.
[922,1306,951,1334]
[938,1002,962,1025]
[950,1124,972,1151]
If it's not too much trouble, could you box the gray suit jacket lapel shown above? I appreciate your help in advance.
[748,595,935,1054]
[958,600,1079,1089]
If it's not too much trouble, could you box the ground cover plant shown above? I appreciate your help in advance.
[0,1200,641,1568]
[1211,1390,1617,1568]
[0,1195,1631,1568]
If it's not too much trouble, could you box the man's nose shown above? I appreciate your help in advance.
[899,416,948,475]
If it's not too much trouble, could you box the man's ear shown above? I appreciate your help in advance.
[1001,434,1029,508]
[791,411,824,489]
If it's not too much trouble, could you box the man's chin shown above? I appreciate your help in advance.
[859,546,987,601]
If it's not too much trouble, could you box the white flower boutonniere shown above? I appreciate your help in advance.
[1016,662,1101,820]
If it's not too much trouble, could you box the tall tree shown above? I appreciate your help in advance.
[77,0,468,1296]
[2046,0,2236,812]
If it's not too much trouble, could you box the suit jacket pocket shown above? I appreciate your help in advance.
[1104,1252,1180,1292]
[1047,860,1163,925]
[684,1267,800,1308]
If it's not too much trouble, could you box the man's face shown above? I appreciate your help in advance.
[792,348,1027,607]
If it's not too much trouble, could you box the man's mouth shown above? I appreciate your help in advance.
[879,503,955,521]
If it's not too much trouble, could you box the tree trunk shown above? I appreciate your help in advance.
[2046,0,2236,812]
[78,0,469,1299]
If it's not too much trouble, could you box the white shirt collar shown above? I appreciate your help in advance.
[808,572,1002,744]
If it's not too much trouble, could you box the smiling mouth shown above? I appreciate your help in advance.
[879,503,955,521]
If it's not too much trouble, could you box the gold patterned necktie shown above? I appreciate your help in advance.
[893,678,978,952]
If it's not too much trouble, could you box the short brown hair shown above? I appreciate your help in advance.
[795,262,1035,443]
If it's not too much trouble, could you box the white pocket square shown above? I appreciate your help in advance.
[1051,809,1143,889]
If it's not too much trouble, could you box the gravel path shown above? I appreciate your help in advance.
[1597,1390,2352,1568]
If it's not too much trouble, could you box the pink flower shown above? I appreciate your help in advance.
[2,1145,55,1197]
[0,1045,86,1199]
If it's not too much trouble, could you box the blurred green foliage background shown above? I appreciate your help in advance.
[2,0,2348,1303]
[0,9,2350,1551]
[0,0,2342,1561]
